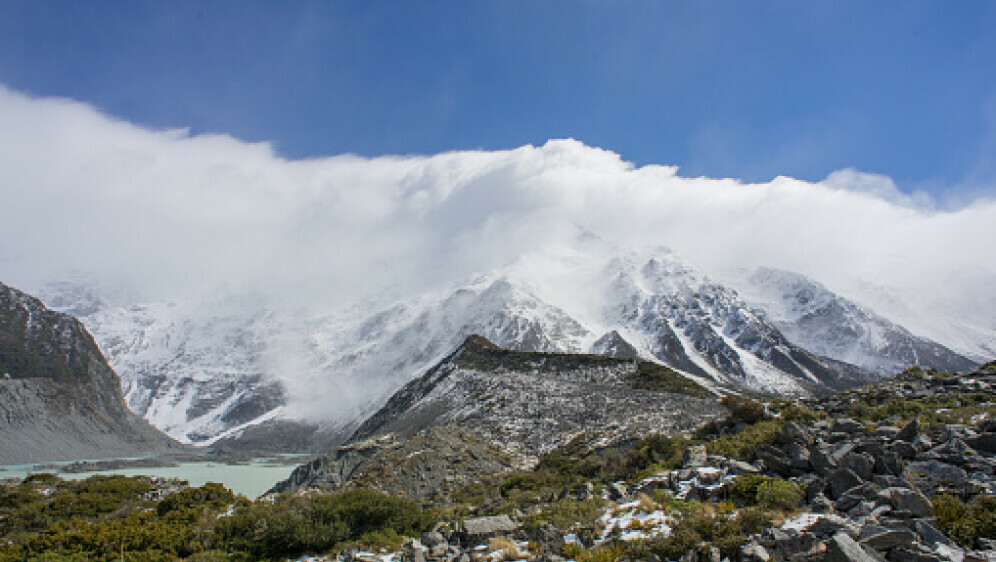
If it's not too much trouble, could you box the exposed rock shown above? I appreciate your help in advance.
[878,487,932,518]
[828,532,881,562]
[827,467,866,500]
[897,419,920,442]
[457,514,519,545]
[0,282,180,464]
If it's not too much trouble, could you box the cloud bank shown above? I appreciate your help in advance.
[1,85,994,346]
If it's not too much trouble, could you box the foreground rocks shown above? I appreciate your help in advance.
[289,363,996,562]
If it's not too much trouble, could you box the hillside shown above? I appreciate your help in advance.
[0,282,180,464]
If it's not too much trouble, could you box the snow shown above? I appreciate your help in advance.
[39,244,989,444]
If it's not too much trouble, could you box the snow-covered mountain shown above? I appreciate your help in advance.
[730,267,978,375]
[39,246,980,451]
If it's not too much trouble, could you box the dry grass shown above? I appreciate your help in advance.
[487,536,521,561]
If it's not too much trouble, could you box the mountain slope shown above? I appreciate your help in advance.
[38,247,983,451]
[349,334,717,458]
[273,335,722,494]
[732,267,977,374]
[0,282,180,464]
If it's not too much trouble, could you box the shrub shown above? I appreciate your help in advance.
[525,499,605,531]
[933,494,996,548]
[729,475,801,511]
[705,420,783,461]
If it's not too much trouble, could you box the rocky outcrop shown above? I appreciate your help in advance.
[349,335,719,459]
[0,282,180,464]
[268,425,515,501]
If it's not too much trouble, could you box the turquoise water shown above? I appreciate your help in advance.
[0,457,309,498]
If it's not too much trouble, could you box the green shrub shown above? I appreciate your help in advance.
[933,494,996,548]
[705,420,783,461]
[525,499,605,531]
[729,475,801,510]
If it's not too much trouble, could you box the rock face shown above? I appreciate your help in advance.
[0,282,179,464]
[349,335,719,459]
[269,425,515,502]
[272,335,723,496]
[734,267,977,375]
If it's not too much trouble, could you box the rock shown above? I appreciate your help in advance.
[860,530,917,551]
[908,460,968,485]
[758,446,793,476]
[925,439,971,466]
[965,433,996,454]
[422,532,447,548]
[836,419,866,435]
[879,488,932,518]
[834,443,858,463]
[807,515,852,539]
[681,549,698,562]
[683,445,708,468]
[828,467,866,500]
[727,459,761,474]
[914,520,953,548]
[782,422,812,444]
[897,420,919,442]
[874,452,903,477]
[873,475,906,489]
[458,514,519,545]
[842,452,875,481]
[740,541,772,562]
[893,442,918,460]
[827,532,880,562]
[811,445,839,475]
[707,546,722,562]
[835,483,878,512]
[888,548,942,562]
[608,481,630,501]
[913,434,934,452]
[786,442,812,471]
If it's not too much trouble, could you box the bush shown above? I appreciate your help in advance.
[705,420,783,461]
[729,474,801,511]
[525,499,605,531]
[933,494,996,548]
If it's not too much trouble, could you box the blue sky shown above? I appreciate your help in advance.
[2,1,995,200]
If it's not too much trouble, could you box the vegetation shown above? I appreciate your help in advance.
[728,474,802,510]
[932,493,996,548]
[0,476,436,561]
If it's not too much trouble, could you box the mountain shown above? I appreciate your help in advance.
[0,282,180,464]
[39,246,981,452]
[271,335,722,494]
[731,267,977,374]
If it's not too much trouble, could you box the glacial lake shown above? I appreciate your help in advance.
[0,456,310,498]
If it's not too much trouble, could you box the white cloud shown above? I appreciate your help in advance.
[1,84,994,344]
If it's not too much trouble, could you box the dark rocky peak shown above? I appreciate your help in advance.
[0,281,112,387]
[0,281,179,464]
[590,330,640,359]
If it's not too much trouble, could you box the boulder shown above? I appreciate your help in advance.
[835,419,866,434]
[827,532,880,562]
[897,420,919,442]
[860,530,917,551]
[457,514,519,545]
[888,548,942,562]
[828,467,866,500]
[781,421,812,444]
[740,541,772,562]
[842,452,875,481]
[965,433,996,454]
[878,488,932,518]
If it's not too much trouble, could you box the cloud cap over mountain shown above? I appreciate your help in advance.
[0,85,994,344]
